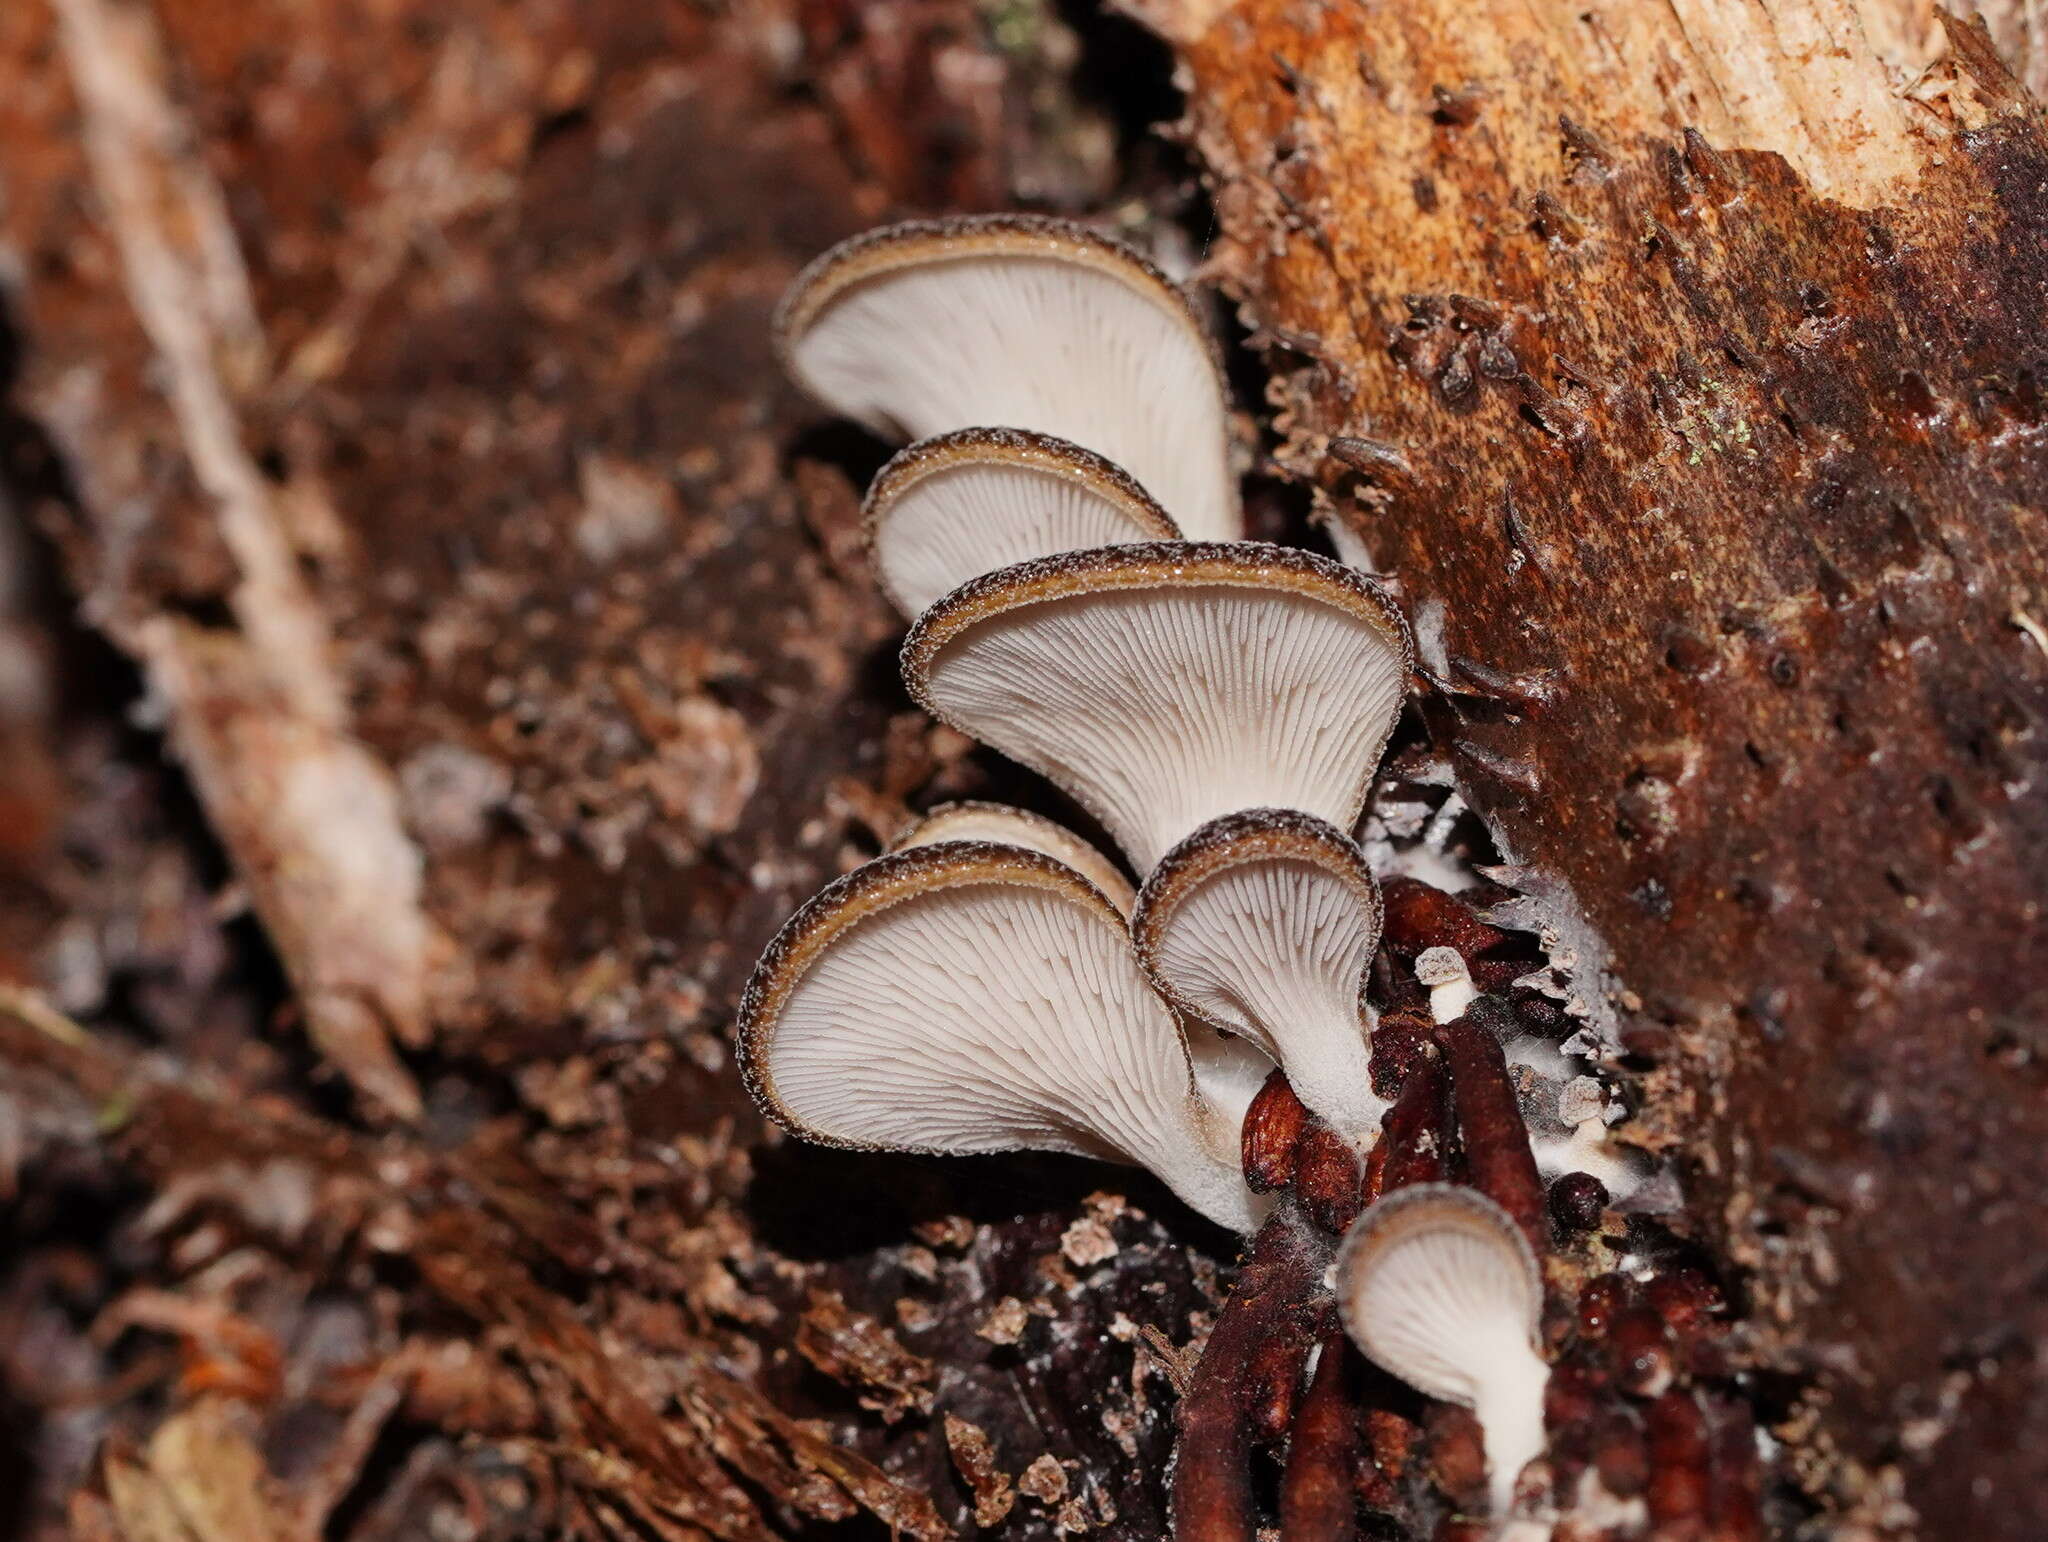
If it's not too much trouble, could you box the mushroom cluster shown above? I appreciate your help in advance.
[743,214,1665,1535]
[744,214,1412,1239]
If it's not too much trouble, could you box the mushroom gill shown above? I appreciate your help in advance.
[866,428,1180,618]
[776,214,1241,541]
[903,541,1414,872]
[737,840,1267,1233]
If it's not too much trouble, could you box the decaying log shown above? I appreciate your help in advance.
[10,0,2048,1533]
[1137,0,2048,1531]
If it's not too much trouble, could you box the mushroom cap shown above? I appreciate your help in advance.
[737,841,1263,1232]
[1132,808,1387,1141]
[903,541,1414,872]
[1556,1075,1608,1129]
[1336,1183,1550,1515]
[1416,944,1479,1024]
[889,799,1136,915]
[865,428,1180,618]
[775,215,1240,541]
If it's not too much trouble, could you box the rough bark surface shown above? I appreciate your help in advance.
[1147,1,2048,1534]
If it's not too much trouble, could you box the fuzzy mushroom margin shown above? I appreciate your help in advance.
[735,840,1268,1233]
[773,213,1242,542]
[901,540,1416,872]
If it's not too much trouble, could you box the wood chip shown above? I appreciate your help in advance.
[942,1414,1015,1528]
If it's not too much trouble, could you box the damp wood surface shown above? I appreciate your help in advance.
[1143,1,2048,1534]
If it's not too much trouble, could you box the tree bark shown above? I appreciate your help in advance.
[1138,1,2048,1532]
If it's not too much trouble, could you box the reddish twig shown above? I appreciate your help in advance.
[1292,1123,1366,1235]
[1365,1058,1451,1202]
[1280,1325,1361,1541]
[1706,1396,1764,1542]
[1378,877,1507,961]
[1243,1069,1309,1192]
[1644,1389,1712,1532]
[1172,1210,1325,1541]
[1435,1021,1547,1254]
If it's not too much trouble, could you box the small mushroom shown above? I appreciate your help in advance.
[1133,808,1389,1145]
[865,428,1180,618]
[1416,944,1478,1022]
[1335,1183,1551,1520]
[776,215,1240,540]
[1533,1076,1647,1202]
[890,799,1135,915]
[738,841,1265,1232]
[903,541,1413,871]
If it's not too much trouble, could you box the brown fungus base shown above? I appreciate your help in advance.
[1178,878,1762,1542]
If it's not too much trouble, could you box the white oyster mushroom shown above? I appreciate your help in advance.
[1133,808,1389,1146]
[903,541,1414,873]
[1336,1184,1551,1521]
[1534,1076,1648,1203]
[738,841,1265,1232]
[1416,944,1478,1023]
[776,215,1241,540]
[864,428,1180,618]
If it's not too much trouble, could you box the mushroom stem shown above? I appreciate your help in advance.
[1280,1032,1384,1151]
[1471,1360,1551,1519]
[1164,1098,1278,1235]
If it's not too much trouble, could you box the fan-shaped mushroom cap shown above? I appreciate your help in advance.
[865,429,1180,618]
[889,799,1136,915]
[903,542,1414,872]
[737,842,1263,1232]
[776,216,1240,540]
[1336,1184,1550,1518]
[1133,809,1387,1144]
